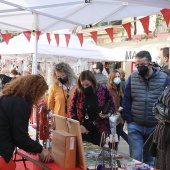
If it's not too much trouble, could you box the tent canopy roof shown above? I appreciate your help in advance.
[0,30,120,62]
[0,0,168,32]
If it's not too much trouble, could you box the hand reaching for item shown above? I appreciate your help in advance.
[80,125,89,134]
[40,148,52,163]
[99,111,111,119]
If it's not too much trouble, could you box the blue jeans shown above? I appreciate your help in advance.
[127,122,155,167]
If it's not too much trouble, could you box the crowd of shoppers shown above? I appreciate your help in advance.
[1,48,170,169]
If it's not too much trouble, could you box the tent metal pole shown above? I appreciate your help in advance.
[32,13,38,75]
[32,13,38,124]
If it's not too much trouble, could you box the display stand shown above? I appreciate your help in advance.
[53,115,86,170]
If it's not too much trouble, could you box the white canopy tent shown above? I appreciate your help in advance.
[0,0,169,73]
[0,30,120,63]
[0,0,168,32]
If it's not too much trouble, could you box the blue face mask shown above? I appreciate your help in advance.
[157,59,163,67]
[113,77,121,85]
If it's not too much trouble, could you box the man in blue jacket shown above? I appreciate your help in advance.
[122,50,170,166]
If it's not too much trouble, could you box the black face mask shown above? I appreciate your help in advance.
[58,76,68,84]
[137,66,149,76]
[83,86,94,95]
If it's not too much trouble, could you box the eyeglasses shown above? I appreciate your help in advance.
[135,63,150,68]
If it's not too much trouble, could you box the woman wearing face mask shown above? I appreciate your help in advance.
[48,62,77,117]
[69,70,115,146]
[108,70,128,144]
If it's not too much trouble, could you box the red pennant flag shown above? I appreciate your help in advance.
[90,31,98,44]
[161,9,170,27]
[46,33,51,44]
[23,31,31,42]
[36,31,41,41]
[77,33,83,47]
[122,22,131,39]
[105,28,114,42]
[139,16,150,35]
[1,33,11,44]
[54,34,59,46]
[64,34,71,47]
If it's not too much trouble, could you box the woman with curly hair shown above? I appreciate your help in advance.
[48,62,77,117]
[69,70,115,145]
[0,75,51,170]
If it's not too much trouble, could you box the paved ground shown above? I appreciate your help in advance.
[118,124,129,155]
[118,137,129,155]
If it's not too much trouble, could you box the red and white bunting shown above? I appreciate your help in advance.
[77,33,83,47]
[122,22,132,39]
[1,33,11,44]
[2,8,170,47]
[161,9,170,27]
[90,31,98,44]
[139,16,150,35]
[64,34,71,47]
[105,28,114,42]
[36,31,41,41]
[23,31,31,42]
[46,33,51,44]
[54,34,59,46]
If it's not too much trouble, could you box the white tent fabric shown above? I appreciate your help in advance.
[101,35,170,61]
[0,0,168,32]
[0,30,121,63]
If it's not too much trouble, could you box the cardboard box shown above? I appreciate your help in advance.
[52,130,76,168]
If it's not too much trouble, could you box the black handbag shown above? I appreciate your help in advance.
[143,130,157,157]
[102,100,111,115]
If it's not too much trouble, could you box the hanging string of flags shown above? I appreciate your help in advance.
[1,8,170,46]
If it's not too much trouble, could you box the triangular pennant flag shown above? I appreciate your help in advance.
[77,33,83,47]
[64,34,71,47]
[54,34,59,46]
[139,16,150,35]
[36,31,41,41]
[122,22,131,39]
[23,31,31,42]
[90,31,98,44]
[105,28,114,42]
[1,33,11,44]
[161,9,170,27]
[46,33,51,44]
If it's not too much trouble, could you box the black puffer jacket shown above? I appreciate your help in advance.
[153,84,170,123]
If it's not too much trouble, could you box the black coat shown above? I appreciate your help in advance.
[0,95,42,162]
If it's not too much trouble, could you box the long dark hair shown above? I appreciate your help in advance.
[77,70,97,94]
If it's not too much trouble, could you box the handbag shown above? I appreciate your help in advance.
[109,113,120,134]
[102,100,111,115]
[143,130,157,157]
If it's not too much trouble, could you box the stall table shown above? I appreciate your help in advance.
[15,149,82,170]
